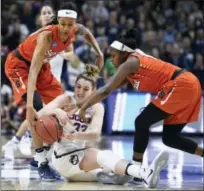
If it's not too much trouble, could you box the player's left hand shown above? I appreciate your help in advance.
[79,108,87,122]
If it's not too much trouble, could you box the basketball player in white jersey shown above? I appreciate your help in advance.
[2,1,80,158]
[30,64,169,188]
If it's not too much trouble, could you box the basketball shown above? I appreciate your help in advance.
[35,115,63,144]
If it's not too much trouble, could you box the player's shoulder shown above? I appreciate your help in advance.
[37,30,52,42]
[92,102,105,114]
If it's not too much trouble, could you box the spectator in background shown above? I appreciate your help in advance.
[171,43,181,67]
[163,20,176,43]
[141,30,157,54]
[2,15,29,51]
[106,10,119,44]
[127,18,135,31]
[118,14,127,33]
[160,42,173,63]
[20,1,38,32]
[192,53,204,89]
[192,28,204,54]
[103,56,116,84]
[93,1,109,24]
[180,36,194,70]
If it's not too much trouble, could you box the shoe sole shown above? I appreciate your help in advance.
[41,178,56,182]
[148,151,169,188]
[96,171,133,185]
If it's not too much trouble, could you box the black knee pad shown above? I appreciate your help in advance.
[22,91,43,111]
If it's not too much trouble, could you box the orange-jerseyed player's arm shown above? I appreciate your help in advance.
[60,44,81,68]
[78,25,104,70]
[27,31,52,107]
[79,56,140,112]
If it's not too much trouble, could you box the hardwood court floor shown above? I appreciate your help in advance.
[1,136,203,190]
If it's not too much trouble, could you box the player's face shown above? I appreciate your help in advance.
[58,17,76,36]
[40,6,54,27]
[74,78,93,102]
[110,48,125,68]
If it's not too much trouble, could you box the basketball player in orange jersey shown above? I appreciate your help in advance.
[2,1,80,158]
[4,2,103,181]
[78,29,204,177]
[28,64,169,188]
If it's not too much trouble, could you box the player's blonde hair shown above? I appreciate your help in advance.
[75,64,100,89]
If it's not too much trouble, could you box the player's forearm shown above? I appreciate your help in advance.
[27,71,37,107]
[27,58,44,107]
[37,104,59,117]
[60,51,74,60]
[74,132,100,140]
[79,85,110,110]
[84,31,104,70]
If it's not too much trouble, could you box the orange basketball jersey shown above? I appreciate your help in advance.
[127,50,180,93]
[18,25,76,63]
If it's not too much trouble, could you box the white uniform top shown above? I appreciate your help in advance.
[50,55,64,82]
[53,96,101,153]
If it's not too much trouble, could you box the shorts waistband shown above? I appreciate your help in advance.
[14,49,31,66]
[171,69,187,80]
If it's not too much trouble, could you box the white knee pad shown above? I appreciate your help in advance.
[96,150,122,172]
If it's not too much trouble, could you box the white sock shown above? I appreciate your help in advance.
[34,151,47,167]
[12,136,20,144]
[126,162,142,179]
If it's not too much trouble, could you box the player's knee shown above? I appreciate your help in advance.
[97,150,121,172]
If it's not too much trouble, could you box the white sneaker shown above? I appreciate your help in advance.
[140,150,169,188]
[2,136,19,160]
[18,133,32,156]
[96,171,133,185]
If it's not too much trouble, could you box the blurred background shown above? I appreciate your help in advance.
[1,0,204,136]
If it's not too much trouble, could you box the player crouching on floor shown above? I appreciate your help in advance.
[33,64,169,188]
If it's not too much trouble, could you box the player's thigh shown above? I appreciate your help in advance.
[37,76,63,104]
[79,148,100,172]
[51,150,84,178]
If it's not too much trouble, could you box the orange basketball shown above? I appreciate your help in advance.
[35,115,63,144]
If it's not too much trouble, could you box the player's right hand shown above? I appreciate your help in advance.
[26,106,38,126]
[54,108,69,126]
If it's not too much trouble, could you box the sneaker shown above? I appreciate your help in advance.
[18,132,32,156]
[96,171,133,185]
[2,136,19,160]
[140,150,169,188]
[38,161,56,182]
[30,158,38,169]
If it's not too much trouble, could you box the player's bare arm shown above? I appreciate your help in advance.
[26,31,52,126]
[27,31,52,107]
[79,57,140,115]
[76,23,104,70]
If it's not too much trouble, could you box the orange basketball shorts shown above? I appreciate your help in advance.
[5,52,63,104]
[152,72,202,124]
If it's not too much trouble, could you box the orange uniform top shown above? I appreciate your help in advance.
[127,50,179,94]
[18,25,76,62]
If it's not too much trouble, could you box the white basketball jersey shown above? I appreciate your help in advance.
[58,97,93,148]
[50,55,64,82]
